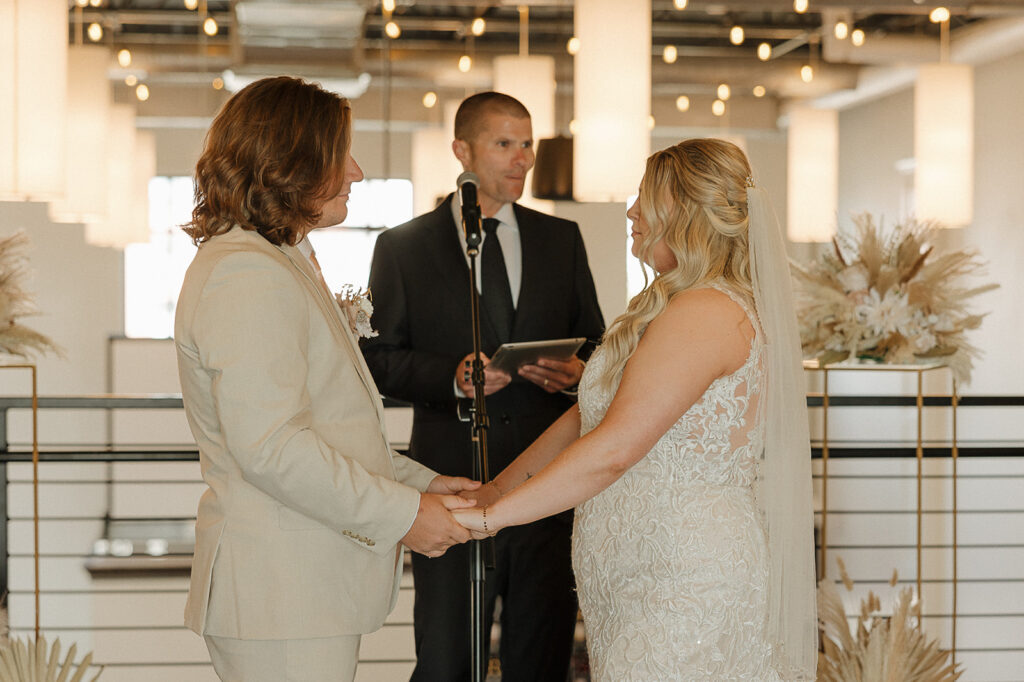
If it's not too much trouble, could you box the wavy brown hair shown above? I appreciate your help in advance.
[599,138,754,389]
[185,76,352,246]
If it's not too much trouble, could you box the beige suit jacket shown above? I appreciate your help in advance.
[175,226,437,640]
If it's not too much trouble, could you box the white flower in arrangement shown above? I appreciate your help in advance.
[836,264,869,293]
[334,285,379,339]
[854,288,910,337]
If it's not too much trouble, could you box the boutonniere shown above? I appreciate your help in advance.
[334,285,378,339]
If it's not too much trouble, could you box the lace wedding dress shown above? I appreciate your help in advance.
[572,282,783,681]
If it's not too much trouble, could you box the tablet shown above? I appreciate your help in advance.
[487,337,587,378]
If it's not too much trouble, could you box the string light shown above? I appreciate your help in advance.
[648,115,656,130]
[385,21,401,38]
[567,36,580,55]
[851,28,865,46]
[675,95,690,112]
[184,0,198,9]
[203,17,218,36]
[673,0,688,9]
[87,22,103,42]
[757,42,771,61]
[929,7,950,23]
[117,49,131,68]
[794,0,808,14]
[125,74,138,87]
[800,64,814,82]
[89,0,101,6]
[753,85,766,97]
[75,0,88,6]
[382,0,396,12]
[663,45,678,64]
[458,55,472,72]
[212,77,224,90]
[135,84,150,101]
[834,21,849,40]
[471,17,486,36]
[568,119,579,136]
[717,83,731,101]
[730,25,744,45]
[712,99,726,116]
[422,91,438,108]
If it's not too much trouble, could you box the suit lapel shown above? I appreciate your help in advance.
[278,243,386,423]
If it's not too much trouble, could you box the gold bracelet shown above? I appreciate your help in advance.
[481,506,497,537]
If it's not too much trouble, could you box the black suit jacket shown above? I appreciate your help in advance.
[361,196,604,479]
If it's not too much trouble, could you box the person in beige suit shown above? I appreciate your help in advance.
[175,76,478,682]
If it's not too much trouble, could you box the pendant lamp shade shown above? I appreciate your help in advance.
[0,0,68,200]
[787,107,839,242]
[573,0,650,202]
[49,45,112,225]
[914,63,973,227]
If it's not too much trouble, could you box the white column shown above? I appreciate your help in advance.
[787,106,839,242]
[0,0,67,200]
[573,0,650,202]
[915,63,973,227]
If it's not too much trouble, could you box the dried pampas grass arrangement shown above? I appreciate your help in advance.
[792,214,997,384]
[0,231,62,360]
[817,558,963,681]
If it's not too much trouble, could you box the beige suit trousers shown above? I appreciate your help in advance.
[205,633,360,682]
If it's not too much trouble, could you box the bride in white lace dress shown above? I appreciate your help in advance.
[455,139,817,680]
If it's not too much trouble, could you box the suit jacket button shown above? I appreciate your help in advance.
[501,414,511,425]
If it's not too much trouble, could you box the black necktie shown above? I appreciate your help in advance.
[481,218,515,343]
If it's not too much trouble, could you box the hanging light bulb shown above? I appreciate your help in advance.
[567,36,580,55]
[458,55,472,72]
[800,64,814,82]
[834,21,849,40]
[663,45,678,64]
[851,28,865,46]
[675,95,690,112]
[730,25,744,45]
[794,0,808,13]
[125,74,138,87]
[648,115,656,130]
[117,49,132,68]
[422,91,438,108]
[930,7,950,23]
[382,0,396,12]
[568,119,579,136]
[757,42,771,61]
[203,17,218,36]
[87,22,103,42]
[753,85,766,97]
[136,84,150,101]
[673,0,688,9]
[712,99,726,116]
[75,0,88,6]
[717,83,731,101]
[184,0,198,9]
[471,17,486,36]
[385,20,401,38]
[212,77,224,90]
[89,0,102,6]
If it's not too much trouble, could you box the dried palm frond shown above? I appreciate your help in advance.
[817,559,963,682]
[0,635,103,681]
[792,213,997,383]
[0,231,62,361]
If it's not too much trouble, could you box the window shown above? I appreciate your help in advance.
[124,177,414,338]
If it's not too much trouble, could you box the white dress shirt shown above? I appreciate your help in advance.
[450,196,522,307]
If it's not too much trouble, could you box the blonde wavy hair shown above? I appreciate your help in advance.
[599,138,755,388]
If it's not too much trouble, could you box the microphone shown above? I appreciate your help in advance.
[457,171,482,249]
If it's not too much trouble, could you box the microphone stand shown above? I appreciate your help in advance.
[460,192,496,682]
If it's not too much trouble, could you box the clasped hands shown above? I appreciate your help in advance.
[400,477,505,557]
[455,352,584,396]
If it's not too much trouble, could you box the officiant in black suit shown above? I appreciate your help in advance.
[360,92,604,682]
